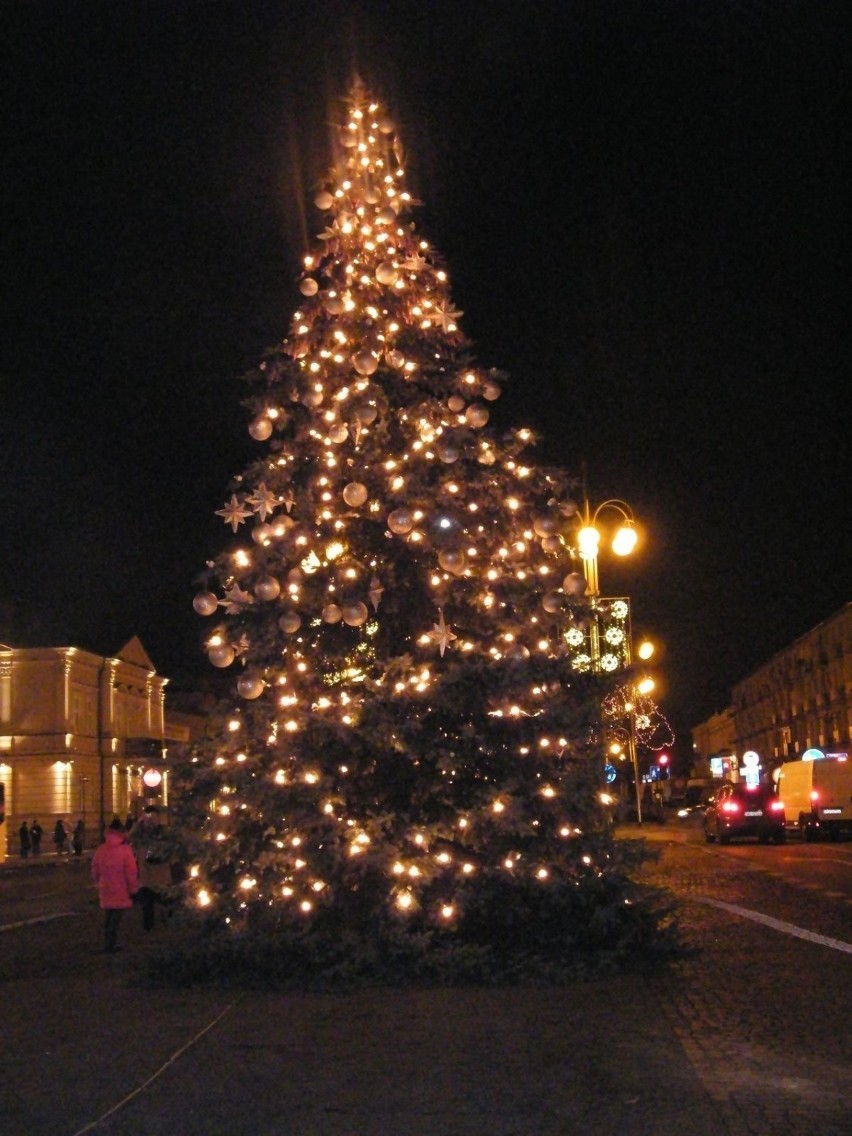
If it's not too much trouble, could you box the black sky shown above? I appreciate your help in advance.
[2,0,849,761]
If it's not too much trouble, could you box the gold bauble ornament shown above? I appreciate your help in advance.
[299,278,318,296]
[465,403,489,428]
[375,261,398,286]
[322,604,343,623]
[314,190,334,210]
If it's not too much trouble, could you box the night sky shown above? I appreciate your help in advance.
[2,1,848,762]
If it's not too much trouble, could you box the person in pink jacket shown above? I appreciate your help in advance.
[91,816,139,953]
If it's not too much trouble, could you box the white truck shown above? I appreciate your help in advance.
[777,758,852,840]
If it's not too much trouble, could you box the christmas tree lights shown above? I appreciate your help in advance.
[173,79,675,979]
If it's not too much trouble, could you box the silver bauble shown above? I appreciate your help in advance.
[387,507,414,534]
[278,611,301,634]
[208,645,235,668]
[343,482,369,507]
[255,575,281,602]
[465,403,489,428]
[342,601,369,627]
[352,350,378,376]
[192,591,218,616]
[237,673,264,700]
[375,261,398,286]
[562,572,587,596]
[249,417,273,441]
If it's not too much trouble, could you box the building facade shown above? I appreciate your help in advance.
[691,602,851,781]
[0,637,175,860]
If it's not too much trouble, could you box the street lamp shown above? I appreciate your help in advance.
[576,498,638,600]
[574,490,645,823]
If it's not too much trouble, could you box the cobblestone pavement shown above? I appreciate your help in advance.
[1,833,850,1135]
[636,833,852,1136]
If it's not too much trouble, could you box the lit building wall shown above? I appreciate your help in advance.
[692,603,851,777]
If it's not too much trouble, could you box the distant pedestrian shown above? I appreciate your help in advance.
[19,820,31,858]
[30,820,43,855]
[91,817,139,953]
[53,817,69,855]
[72,819,85,856]
[131,805,172,931]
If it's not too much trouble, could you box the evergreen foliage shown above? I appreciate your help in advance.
[169,78,681,985]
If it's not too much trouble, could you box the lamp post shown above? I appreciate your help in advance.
[575,491,645,824]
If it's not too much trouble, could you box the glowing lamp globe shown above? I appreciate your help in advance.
[237,673,264,700]
[343,482,369,507]
[142,768,162,789]
[577,525,601,561]
[255,575,281,602]
[612,524,638,556]
[249,417,273,441]
[208,645,235,668]
[193,591,218,616]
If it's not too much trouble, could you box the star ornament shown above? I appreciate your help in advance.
[428,609,457,657]
[216,494,253,532]
[246,482,278,521]
[221,584,255,615]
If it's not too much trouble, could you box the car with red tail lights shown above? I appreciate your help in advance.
[703,782,786,845]
[776,757,852,841]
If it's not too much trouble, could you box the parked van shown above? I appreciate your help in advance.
[776,758,852,840]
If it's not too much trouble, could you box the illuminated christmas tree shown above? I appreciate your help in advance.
[173,80,676,983]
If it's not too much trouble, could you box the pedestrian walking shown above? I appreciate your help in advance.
[131,805,172,931]
[30,819,43,855]
[19,820,31,857]
[91,817,139,953]
[53,817,69,855]
[72,818,85,856]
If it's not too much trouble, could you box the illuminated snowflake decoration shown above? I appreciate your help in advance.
[610,600,629,620]
[565,628,585,647]
[600,654,620,671]
[604,627,625,646]
[571,654,592,672]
